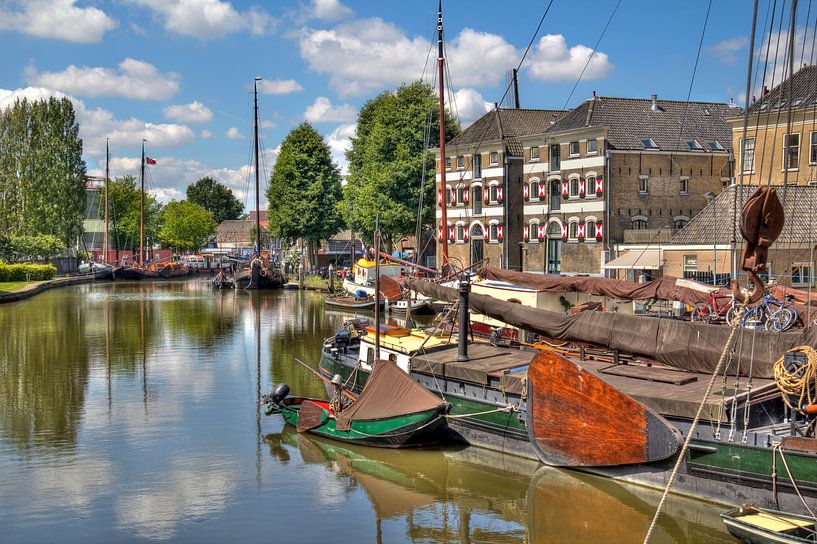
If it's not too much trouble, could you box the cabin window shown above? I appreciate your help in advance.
[784,133,800,170]
[473,153,482,178]
[388,353,398,364]
[530,146,540,161]
[365,346,374,367]
[586,139,598,154]
[792,262,814,287]
[569,141,580,156]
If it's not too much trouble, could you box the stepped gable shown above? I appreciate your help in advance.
[548,95,738,153]
[447,108,566,147]
[671,185,817,245]
[745,64,817,115]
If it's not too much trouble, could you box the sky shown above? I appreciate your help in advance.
[0,0,805,212]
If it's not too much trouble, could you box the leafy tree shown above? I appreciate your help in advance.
[1,234,63,262]
[158,200,215,253]
[341,81,459,248]
[106,176,162,257]
[0,97,87,246]
[185,176,243,223]
[267,122,343,268]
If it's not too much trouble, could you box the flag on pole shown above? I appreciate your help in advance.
[145,157,157,165]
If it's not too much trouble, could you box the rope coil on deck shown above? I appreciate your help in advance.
[773,346,817,412]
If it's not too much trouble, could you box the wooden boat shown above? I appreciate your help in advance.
[263,359,448,448]
[76,262,114,280]
[324,294,380,312]
[721,505,817,544]
[117,265,160,280]
[149,260,189,278]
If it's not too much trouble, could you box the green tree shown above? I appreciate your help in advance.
[267,122,343,268]
[106,176,162,256]
[158,200,215,253]
[185,176,243,223]
[341,81,459,248]
[0,97,87,246]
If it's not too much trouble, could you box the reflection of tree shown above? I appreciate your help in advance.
[0,288,90,450]
[267,291,338,399]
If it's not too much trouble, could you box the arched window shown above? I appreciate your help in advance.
[528,220,541,243]
[568,221,579,240]
[529,180,541,202]
[456,185,466,206]
[472,185,483,214]
[455,223,466,243]
[569,178,580,198]
[673,217,689,231]
[585,220,596,242]
[488,222,500,243]
[489,183,500,204]
[470,223,484,239]
[585,175,597,199]
[632,219,648,230]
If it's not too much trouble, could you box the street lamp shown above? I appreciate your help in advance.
[704,191,716,285]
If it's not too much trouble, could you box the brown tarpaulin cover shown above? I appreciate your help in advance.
[478,266,716,307]
[408,279,817,379]
[335,360,445,431]
[379,275,403,301]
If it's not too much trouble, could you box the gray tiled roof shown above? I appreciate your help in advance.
[215,220,253,243]
[745,65,817,115]
[548,96,738,152]
[671,185,817,245]
[448,108,566,147]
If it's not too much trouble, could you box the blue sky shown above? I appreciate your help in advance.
[0,0,793,211]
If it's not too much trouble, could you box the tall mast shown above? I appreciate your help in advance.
[139,140,145,266]
[437,0,449,270]
[104,138,109,263]
[254,77,262,257]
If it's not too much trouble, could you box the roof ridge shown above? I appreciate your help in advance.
[593,96,735,107]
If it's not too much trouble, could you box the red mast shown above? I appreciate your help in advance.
[437,0,449,270]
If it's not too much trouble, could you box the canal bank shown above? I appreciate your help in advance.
[0,275,102,304]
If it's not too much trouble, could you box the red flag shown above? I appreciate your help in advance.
[145,157,157,165]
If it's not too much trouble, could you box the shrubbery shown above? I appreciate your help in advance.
[0,261,57,281]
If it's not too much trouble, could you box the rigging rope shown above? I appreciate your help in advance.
[773,345,817,411]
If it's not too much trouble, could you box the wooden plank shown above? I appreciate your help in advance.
[599,364,698,385]
[781,436,817,454]
[527,351,682,467]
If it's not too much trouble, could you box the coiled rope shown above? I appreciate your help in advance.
[773,346,817,412]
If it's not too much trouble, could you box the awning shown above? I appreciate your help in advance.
[602,249,662,270]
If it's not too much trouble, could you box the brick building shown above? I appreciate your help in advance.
[436,95,737,276]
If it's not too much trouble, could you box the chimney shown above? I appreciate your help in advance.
[651,94,659,112]
[761,85,769,97]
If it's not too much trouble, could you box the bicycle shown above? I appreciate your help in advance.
[740,291,798,332]
[691,290,736,324]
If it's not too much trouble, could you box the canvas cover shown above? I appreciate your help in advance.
[408,279,817,379]
[335,360,445,431]
[478,266,716,307]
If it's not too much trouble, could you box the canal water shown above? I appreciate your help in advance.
[0,281,733,543]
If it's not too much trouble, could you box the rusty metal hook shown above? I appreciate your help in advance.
[732,270,764,304]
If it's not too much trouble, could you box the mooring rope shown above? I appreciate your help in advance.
[642,294,749,544]
[773,346,817,411]
[773,442,817,519]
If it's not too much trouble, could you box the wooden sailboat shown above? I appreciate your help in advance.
[233,77,286,289]
[119,141,159,280]
[78,138,115,280]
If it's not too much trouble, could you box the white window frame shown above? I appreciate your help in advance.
[455,222,466,244]
[783,133,800,171]
[569,141,580,157]
[810,131,817,165]
[488,182,500,205]
[638,175,649,195]
[585,173,598,199]
[457,155,465,170]
[456,184,467,207]
[741,138,755,173]
[568,175,581,199]
[528,220,541,244]
[792,262,814,287]
[586,138,598,155]
[584,216,597,243]
[683,255,698,273]
[680,176,689,195]
[489,151,499,165]
[488,220,500,244]
[567,220,579,242]
[530,146,540,162]
[445,158,451,171]
[528,178,541,202]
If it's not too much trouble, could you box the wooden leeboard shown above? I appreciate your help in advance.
[296,401,328,433]
[526,351,682,467]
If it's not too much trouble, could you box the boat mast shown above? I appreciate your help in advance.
[104,138,109,263]
[437,0,449,271]
[374,219,381,362]
[139,140,145,266]
[254,77,262,258]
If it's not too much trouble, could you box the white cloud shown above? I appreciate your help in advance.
[0,0,116,43]
[259,119,275,129]
[446,29,518,87]
[325,122,356,174]
[257,79,304,95]
[163,101,214,123]
[298,18,430,97]
[526,34,613,82]
[26,58,181,101]
[311,0,353,22]
[200,129,213,139]
[131,0,275,39]
[709,37,748,64]
[451,88,491,128]
[304,96,357,123]
[756,27,813,91]
[225,127,245,139]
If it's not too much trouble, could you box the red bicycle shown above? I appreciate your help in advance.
[690,291,737,324]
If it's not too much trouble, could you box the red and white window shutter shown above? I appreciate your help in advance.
[437,189,443,206]
[561,224,568,240]
[448,225,455,241]
[579,179,586,198]
[538,183,547,198]
[561,180,569,199]
[496,186,504,203]
[577,222,585,239]
[595,221,603,240]
[523,184,529,200]
[523,225,529,241]
[595,177,603,196]
[537,224,546,240]
[497,225,504,240]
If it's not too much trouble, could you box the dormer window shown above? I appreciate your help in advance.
[707,140,724,151]
[759,101,769,110]
[641,138,659,150]
[774,99,787,110]
[685,139,703,151]
[793,98,804,107]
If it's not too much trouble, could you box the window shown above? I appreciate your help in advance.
[680,177,689,195]
[455,223,465,243]
[472,186,482,214]
[488,222,500,243]
[759,101,769,111]
[529,180,541,202]
[366,346,374,366]
[585,176,597,199]
[568,221,579,240]
[528,221,540,243]
[641,138,659,150]
[445,158,451,171]
[489,184,499,204]
[586,139,598,154]
[674,218,689,231]
[683,255,698,273]
[707,140,724,151]
[685,139,703,151]
[811,132,817,164]
[794,98,804,107]
[632,219,648,230]
[774,99,787,110]
[473,154,482,179]
[456,185,466,206]
[547,222,562,274]
[569,178,580,198]
[569,141,580,156]
[792,262,813,287]
[550,179,561,211]
[639,176,649,194]
[585,220,596,242]
[457,155,465,169]
[550,144,560,171]
[784,133,800,170]
[530,147,540,161]
[489,152,499,165]
[742,138,755,173]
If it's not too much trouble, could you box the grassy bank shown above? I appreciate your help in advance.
[0,281,32,294]
[303,275,329,290]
